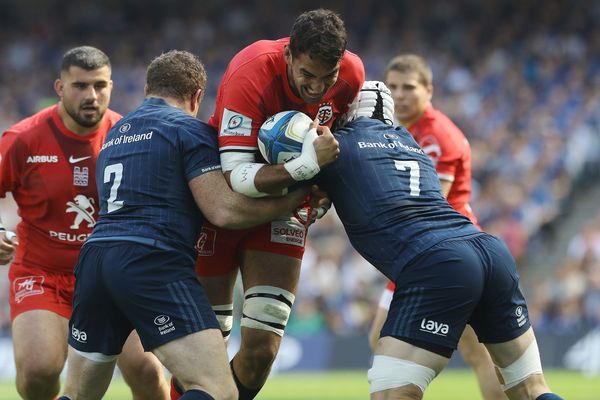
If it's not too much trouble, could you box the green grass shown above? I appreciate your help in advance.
[0,369,597,399]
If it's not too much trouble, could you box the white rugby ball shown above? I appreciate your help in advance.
[258,111,312,164]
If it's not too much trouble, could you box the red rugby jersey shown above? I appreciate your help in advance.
[408,105,479,226]
[208,38,365,153]
[0,104,121,272]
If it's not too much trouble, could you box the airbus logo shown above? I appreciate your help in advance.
[69,155,92,164]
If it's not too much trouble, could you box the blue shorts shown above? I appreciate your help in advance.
[381,233,530,356]
[68,241,219,355]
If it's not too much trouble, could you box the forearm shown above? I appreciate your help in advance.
[217,188,306,229]
[191,171,306,230]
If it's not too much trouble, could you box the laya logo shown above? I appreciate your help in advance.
[27,155,58,163]
[516,305,527,327]
[71,326,87,343]
[419,318,449,336]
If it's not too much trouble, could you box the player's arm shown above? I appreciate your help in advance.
[0,131,20,264]
[0,219,18,265]
[189,170,321,229]
[225,119,339,197]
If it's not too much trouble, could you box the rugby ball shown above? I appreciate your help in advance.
[258,111,312,164]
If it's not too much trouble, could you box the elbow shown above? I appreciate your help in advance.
[206,209,248,230]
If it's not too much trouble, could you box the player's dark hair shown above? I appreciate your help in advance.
[385,54,433,87]
[61,46,111,72]
[289,9,347,68]
[146,50,207,102]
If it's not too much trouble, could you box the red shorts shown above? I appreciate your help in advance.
[9,262,74,320]
[195,209,309,277]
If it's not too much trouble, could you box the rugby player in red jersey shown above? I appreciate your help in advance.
[367,54,507,400]
[185,9,364,400]
[0,46,168,400]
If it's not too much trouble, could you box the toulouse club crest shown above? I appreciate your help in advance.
[316,103,333,124]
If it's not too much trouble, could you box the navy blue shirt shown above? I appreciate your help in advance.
[316,118,479,280]
[89,98,221,258]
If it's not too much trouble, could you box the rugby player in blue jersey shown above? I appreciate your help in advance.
[57,50,337,400]
[312,82,563,400]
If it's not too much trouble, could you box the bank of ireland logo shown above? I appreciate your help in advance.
[66,194,96,229]
[154,314,175,335]
[154,315,170,325]
[317,103,333,124]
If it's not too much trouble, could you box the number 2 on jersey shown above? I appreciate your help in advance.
[394,160,420,196]
[104,163,124,212]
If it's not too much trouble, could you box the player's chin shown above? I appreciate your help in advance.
[77,112,103,127]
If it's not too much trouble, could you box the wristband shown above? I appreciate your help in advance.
[229,163,269,198]
[283,155,320,181]
[283,128,320,181]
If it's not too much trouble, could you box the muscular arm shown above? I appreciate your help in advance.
[189,170,309,229]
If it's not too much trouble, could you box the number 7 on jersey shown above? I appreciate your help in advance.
[394,160,421,196]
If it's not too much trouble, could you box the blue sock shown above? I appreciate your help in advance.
[57,397,72,400]
[180,389,215,400]
[536,394,564,400]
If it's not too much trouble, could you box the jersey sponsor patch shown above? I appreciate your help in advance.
[270,215,307,247]
[26,155,58,163]
[13,275,45,303]
[66,195,96,229]
[195,226,216,256]
[220,108,252,137]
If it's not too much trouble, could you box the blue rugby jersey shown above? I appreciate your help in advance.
[89,97,221,258]
[316,118,479,280]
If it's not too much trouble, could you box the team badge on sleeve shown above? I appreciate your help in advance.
[220,108,253,137]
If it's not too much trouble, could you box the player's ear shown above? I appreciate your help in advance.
[54,79,64,98]
[190,88,203,115]
[284,45,292,65]
[143,84,149,96]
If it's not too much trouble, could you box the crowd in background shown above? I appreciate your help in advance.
[1,0,600,336]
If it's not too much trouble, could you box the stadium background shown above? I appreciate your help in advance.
[0,0,599,396]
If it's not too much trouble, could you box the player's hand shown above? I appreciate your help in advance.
[0,231,18,265]
[313,123,339,168]
[307,186,332,224]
